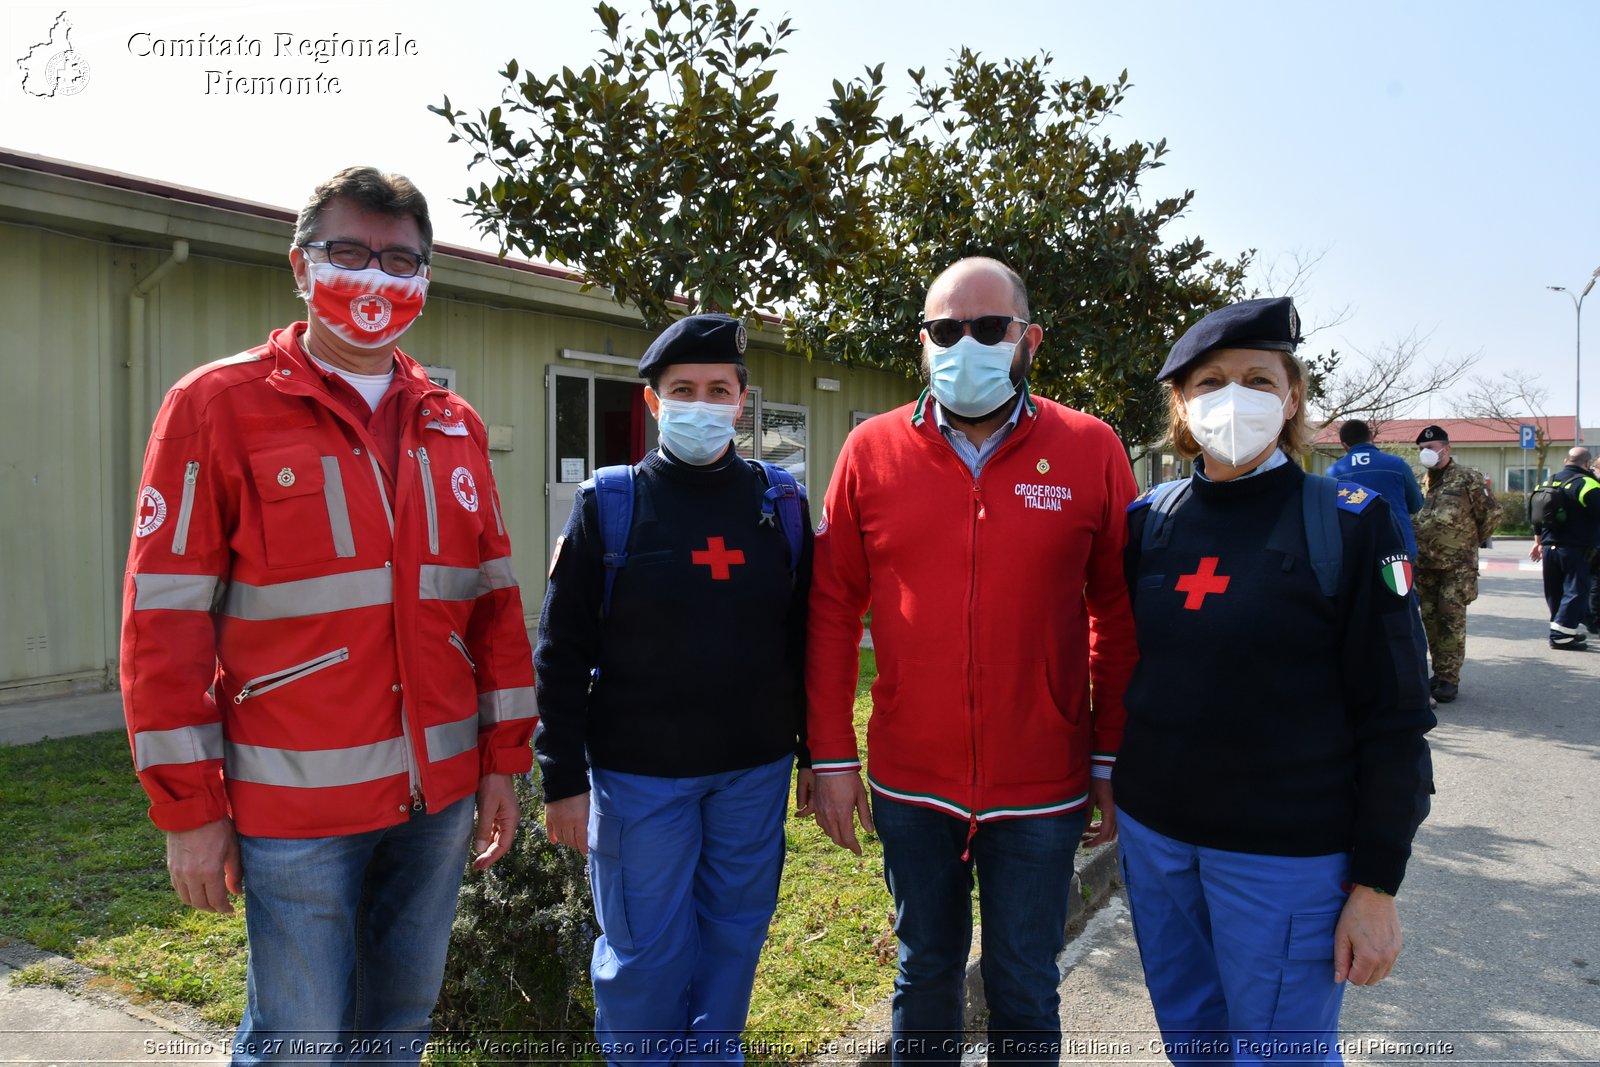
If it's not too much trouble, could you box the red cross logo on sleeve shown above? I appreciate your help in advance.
[1175,556,1230,610]
[691,537,745,580]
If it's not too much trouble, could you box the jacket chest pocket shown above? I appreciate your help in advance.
[252,445,351,569]
[416,445,485,557]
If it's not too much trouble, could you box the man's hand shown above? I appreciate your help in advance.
[544,792,590,855]
[1333,884,1402,985]
[1082,777,1117,847]
[166,818,242,914]
[472,774,519,870]
[794,768,816,818]
[812,772,873,855]
[1529,542,1543,562]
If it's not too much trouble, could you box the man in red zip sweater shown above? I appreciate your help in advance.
[121,168,535,1064]
[808,257,1138,1065]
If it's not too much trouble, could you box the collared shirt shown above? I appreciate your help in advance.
[933,393,1026,478]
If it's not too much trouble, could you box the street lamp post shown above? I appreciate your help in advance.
[1549,264,1600,447]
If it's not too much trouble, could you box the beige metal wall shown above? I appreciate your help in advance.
[0,202,917,695]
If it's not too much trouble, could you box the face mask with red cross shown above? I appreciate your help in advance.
[304,262,428,349]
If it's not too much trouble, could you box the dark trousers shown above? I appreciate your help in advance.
[1541,544,1593,630]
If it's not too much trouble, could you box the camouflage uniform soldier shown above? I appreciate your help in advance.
[1411,425,1500,703]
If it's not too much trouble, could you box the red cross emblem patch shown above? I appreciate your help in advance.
[691,537,745,580]
[1176,556,1230,610]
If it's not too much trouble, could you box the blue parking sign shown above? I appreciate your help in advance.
[1519,424,1537,449]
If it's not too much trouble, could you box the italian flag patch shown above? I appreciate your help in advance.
[1380,555,1414,596]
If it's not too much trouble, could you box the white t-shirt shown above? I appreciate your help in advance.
[307,351,394,412]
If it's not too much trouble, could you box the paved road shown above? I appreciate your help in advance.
[1052,540,1600,1063]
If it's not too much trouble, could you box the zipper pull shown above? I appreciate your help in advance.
[184,461,199,485]
[410,790,425,813]
[959,813,978,863]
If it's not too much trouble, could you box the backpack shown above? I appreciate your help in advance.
[1133,473,1351,597]
[1528,477,1576,529]
[587,460,806,618]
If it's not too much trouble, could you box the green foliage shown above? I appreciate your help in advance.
[434,773,598,1050]
[431,0,901,324]
[789,50,1250,447]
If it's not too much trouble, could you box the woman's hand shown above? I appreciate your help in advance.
[1334,885,1402,985]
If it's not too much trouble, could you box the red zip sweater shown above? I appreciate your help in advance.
[806,390,1138,821]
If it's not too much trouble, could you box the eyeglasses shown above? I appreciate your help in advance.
[919,316,1028,347]
[300,240,428,278]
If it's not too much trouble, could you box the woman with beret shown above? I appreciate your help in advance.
[1113,297,1435,1065]
[534,313,813,1065]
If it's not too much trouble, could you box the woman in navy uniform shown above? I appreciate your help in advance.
[1114,298,1434,1066]
[534,314,812,1065]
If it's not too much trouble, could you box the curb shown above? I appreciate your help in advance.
[813,840,1122,1066]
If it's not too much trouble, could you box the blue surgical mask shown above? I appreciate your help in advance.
[927,336,1019,418]
[656,397,738,465]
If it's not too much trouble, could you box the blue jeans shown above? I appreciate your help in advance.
[871,793,1084,1066]
[1118,810,1348,1067]
[587,755,793,1066]
[230,796,475,1067]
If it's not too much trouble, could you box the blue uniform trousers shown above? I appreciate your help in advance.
[1118,811,1349,1066]
[586,755,793,1066]
[1541,544,1593,630]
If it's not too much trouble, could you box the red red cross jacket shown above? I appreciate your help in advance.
[121,323,537,838]
[806,389,1138,822]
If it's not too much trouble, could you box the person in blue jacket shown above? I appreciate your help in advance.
[1328,420,1425,559]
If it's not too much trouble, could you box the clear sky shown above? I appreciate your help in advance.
[6,0,1598,426]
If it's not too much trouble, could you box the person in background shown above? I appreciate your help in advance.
[1328,419,1424,559]
[1527,446,1600,650]
[1411,425,1500,703]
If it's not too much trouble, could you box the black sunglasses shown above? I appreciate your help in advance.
[919,316,1028,348]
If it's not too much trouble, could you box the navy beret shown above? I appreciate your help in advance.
[1157,297,1304,382]
[637,313,748,378]
[1416,424,1449,445]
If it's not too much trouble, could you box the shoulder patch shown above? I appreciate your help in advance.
[1335,482,1377,513]
[1127,490,1156,513]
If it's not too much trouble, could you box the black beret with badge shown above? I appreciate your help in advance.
[1157,297,1304,382]
[1415,424,1449,445]
[637,313,749,378]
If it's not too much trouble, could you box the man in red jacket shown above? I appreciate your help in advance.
[120,167,536,1064]
[808,257,1138,1065]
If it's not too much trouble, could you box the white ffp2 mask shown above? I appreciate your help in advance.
[1185,383,1288,467]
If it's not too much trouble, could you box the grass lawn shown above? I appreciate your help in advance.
[0,650,891,1055]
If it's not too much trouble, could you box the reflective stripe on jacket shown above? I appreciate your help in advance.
[121,322,536,837]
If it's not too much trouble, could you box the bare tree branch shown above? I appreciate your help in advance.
[1455,371,1554,491]
[1308,330,1478,428]
[1250,247,1352,338]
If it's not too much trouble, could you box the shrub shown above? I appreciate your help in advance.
[434,773,598,1051]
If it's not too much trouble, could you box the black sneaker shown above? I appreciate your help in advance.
[1551,630,1588,651]
[1432,680,1459,703]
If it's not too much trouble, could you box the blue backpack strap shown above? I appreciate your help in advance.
[1133,478,1194,554]
[1304,474,1362,597]
[587,464,636,618]
[754,460,807,571]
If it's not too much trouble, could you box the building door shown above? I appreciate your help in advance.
[545,368,654,558]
